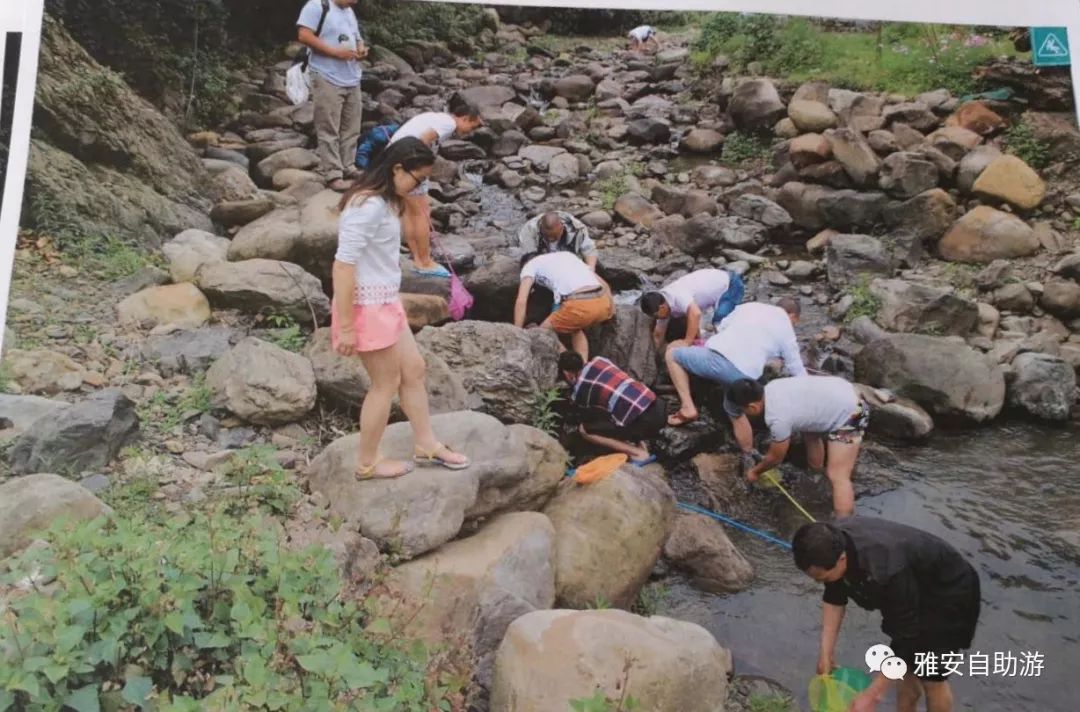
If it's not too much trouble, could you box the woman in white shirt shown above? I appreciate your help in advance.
[627,25,659,53]
[332,137,470,479]
[389,94,484,278]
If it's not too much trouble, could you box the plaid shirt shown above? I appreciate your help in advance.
[572,357,657,427]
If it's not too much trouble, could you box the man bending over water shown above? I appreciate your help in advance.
[793,518,981,712]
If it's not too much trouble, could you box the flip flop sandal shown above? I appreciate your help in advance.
[415,265,451,278]
[630,454,658,467]
[414,443,470,470]
[356,460,414,480]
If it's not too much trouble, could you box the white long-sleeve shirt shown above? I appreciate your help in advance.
[705,302,807,379]
[335,195,402,305]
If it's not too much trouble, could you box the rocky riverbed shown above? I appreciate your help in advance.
[3,12,1080,711]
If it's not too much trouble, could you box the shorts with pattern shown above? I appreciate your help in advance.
[827,399,870,444]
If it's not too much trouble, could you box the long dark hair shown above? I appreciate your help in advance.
[337,136,435,214]
[447,93,480,119]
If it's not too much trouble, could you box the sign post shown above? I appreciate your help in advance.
[1031,27,1071,67]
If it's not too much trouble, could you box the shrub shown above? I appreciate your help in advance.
[0,506,463,711]
[1002,121,1051,169]
[722,131,772,165]
[843,276,883,324]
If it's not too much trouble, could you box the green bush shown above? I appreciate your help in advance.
[0,506,462,711]
[722,131,772,165]
[1003,121,1051,169]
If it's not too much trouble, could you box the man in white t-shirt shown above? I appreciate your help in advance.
[727,376,870,518]
[641,268,745,351]
[514,252,614,359]
[628,25,660,53]
[296,0,367,192]
[666,298,807,439]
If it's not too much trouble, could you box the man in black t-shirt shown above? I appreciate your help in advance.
[793,517,981,712]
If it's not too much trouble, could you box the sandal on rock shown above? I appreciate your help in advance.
[356,460,414,480]
[414,443,470,470]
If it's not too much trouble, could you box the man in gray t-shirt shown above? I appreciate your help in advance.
[727,376,869,518]
[297,0,367,191]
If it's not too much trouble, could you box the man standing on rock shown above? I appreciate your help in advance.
[727,375,868,518]
[559,352,664,464]
[517,211,599,270]
[514,252,614,360]
[640,268,744,352]
[793,518,981,712]
[297,0,367,192]
[665,298,807,435]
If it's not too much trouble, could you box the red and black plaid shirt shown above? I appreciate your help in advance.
[572,357,656,427]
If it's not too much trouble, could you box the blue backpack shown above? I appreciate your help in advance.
[355,123,400,170]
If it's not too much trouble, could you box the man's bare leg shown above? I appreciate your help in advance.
[897,674,924,712]
[579,425,649,460]
[923,680,954,712]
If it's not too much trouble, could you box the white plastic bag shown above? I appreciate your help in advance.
[286,62,310,106]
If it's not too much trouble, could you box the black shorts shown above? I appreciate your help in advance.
[909,573,982,682]
[581,399,667,442]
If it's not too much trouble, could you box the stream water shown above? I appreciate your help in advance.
[663,422,1080,712]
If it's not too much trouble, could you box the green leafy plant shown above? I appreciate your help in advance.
[748,692,794,712]
[0,505,465,711]
[1003,121,1051,169]
[263,313,307,353]
[531,387,564,437]
[137,374,214,434]
[570,688,641,712]
[219,445,301,517]
[722,131,772,165]
[586,594,612,610]
[632,583,669,617]
[843,275,883,324]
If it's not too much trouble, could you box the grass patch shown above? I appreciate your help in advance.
[596,163,645,211]
[137,374,214,435]
[632,582,669,617]
[530,386,564,438]
[843,276,883,324]
[1002,121,1051,169]
[261,313,307,353]
[218,445,301,518]
[693,16,1021,96]
[748,692,794,712]
[722,131,773,166]
[59,234,161,281]
[0,361,13,394]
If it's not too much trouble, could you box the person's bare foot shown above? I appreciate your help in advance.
[667,409,698,427]
[328,178,352,192]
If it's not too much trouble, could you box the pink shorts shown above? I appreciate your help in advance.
[331,300,407,353]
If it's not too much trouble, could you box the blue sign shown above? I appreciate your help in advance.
[1031,27,1070,67]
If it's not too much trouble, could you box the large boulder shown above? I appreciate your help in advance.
[882,189,957,243]
[469,424,567,521]
[195,258,331,324]
[855,334,1006,424]
[10,389,139,476]
[254,147,319,185]
[855,384,934,441]
[552,74,595,102]
[938,207,1039,263]
[543,468,674,609]
[869,279,979,336]
[306,411,547,559]
[663,511,754,593]
[731,194,793,230]
[824,128,881,186]
[971,155,1046,210]
[826,234,894,287]
[0,474,111,558]
[227,189,341,282]
[303,327,469,416]
[116,283,211,329]
[614,193,664,228]
[818,190,888,231]
[681,128,724,153]
[957,144,1002,193]
[789,99,838,132]
[26,17,213,246]
[728,79,786,132]
[1,349,88,394]
[415,321,559,424]
[142,326,237,375]
[776,181,836,231]
[878,152,939,198]
[461,254,520,321]
[586,305,659,385]
[1007,352,1076,421]
[383,512,556,694]
[163,229,230,283]
[205,337,317,425]
[490,609,731,712]
[0,394,69,443]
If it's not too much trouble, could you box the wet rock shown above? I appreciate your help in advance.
[818,190,888,231]
[490,609,731,712]
[882,189,957,243]
[415,321,559,424]
[728,78,786,132]
[971,155,1046,210]
[1040,279,1080,318]
[664,511,754,593]
[142,326,237,375]
[878,152,939,198]
[855,384,934,441]
[1007,352,1076,421]
[116,283,211,329]
[0,474,111,558]
[206,337,317,425]
[870,278,979,336]
[938,207,1039,264]
[543,467,674,608]
[826,234,894,287]
[195,258,330,324]
[682,128,724,153]
[824,128,881,186]
[440,139,486,161]
[855,334,1006,424]
[10,389,139,476]
[788,99,838,133]
[384,512,555,696]
[304,327,468,417]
